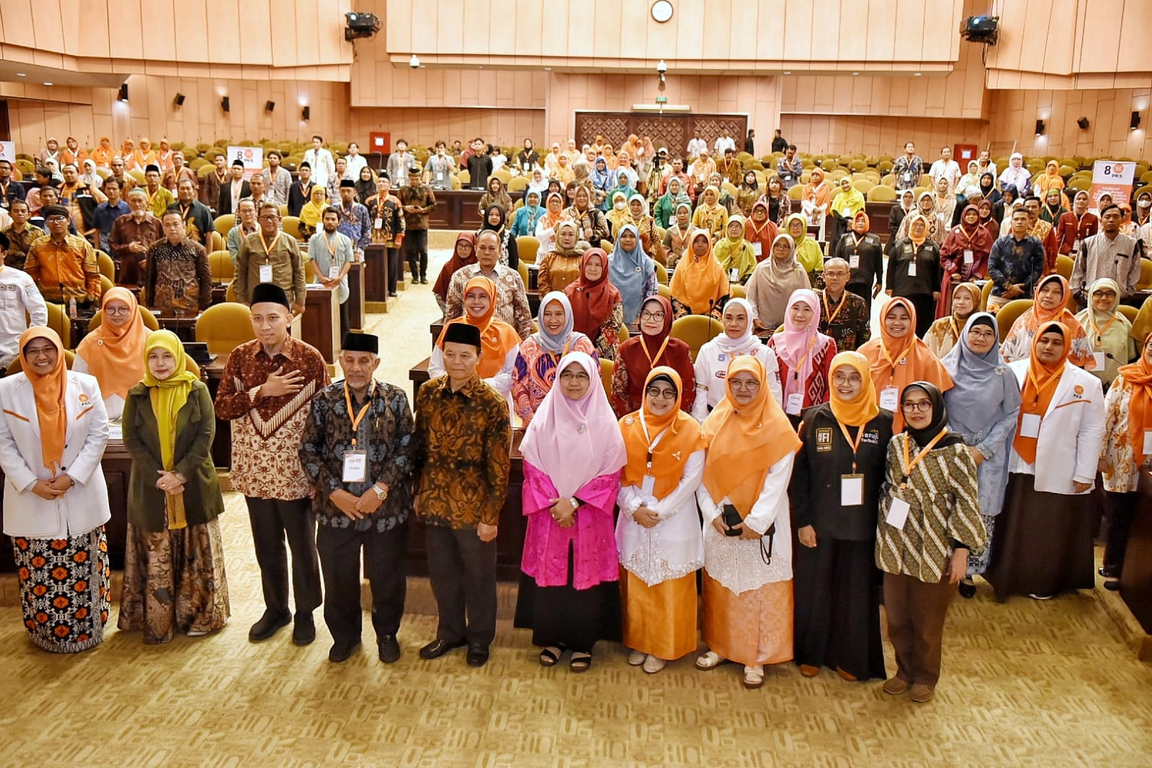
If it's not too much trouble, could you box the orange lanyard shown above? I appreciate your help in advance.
[880,340,911,374]
[1088,313,1119,346]
[343,381,374,448]
[823,291,847,324]
[545,339,572,368]
[260,231,281,262]
[836,419,864,474]
[641,334,671,368]
[900,430,947,488]
[325,232,338,256]
[1025,366,1063,410]
[788,333,818,386]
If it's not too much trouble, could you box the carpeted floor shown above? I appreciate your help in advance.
[1,250,1150,767]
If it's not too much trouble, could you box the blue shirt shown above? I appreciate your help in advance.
[987,235,1045,297]
[335,201,371,250]
[93,200,129,252]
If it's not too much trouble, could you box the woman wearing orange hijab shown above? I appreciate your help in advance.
[0,327,111,652]
[1100,331,1152,589]
[988,322,1105,601]
[858,298,953,431]
[430,276,520,415]
[694,356,802,689]
[616,367,706,674]
[801,167,832,225]
[670,230,730,320]
[790,351,893,682]
[1000,274,1093,367]
[74,287,151,420]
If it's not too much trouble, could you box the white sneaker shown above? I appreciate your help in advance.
[627,649,647,666]
[642,655,667,674]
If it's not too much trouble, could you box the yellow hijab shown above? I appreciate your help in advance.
[300,187,328,228]
[144,331,198,529]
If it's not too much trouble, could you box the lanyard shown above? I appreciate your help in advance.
[545,339,572,368]
[180,204,193,222]
[641,333,671,368]
[638,411,668,469]
[823,290,847,324]
[880,339,911,374]
[343,380,374,448]
[260,231,281,261]
[1089,312,1119,345]
[325,232,338,256]
[788,333,818,386]
[900,429,947,488]
[836,419,864,474]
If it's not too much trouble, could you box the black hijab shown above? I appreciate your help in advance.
[979,172,1001,203]
[901,382,965,448]
[479,203,507,235]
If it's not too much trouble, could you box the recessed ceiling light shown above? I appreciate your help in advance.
[44,82,53,86]
[852,71,860,76]
[914,72,922,76]
[784,71,791,75]
[16,72,25,77]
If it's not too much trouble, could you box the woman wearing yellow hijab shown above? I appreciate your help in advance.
[790,351,894,682]
[695,355,802,689]
[298,185,329,239]
[616,367,707,674]
[119,331,229,644]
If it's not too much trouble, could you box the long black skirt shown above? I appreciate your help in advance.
[792,537,886,681]
[514,547,621,653]
[985,473,1095,600]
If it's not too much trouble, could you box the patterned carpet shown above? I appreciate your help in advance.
[1,252,1151,766]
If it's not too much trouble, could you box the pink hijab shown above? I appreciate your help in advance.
[519,351,627,497]
[772,288,824,399]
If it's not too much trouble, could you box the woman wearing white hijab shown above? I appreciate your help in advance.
[691,298,783,420]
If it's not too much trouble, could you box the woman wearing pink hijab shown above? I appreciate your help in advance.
[766,289,838,427]
[515,351,628,672]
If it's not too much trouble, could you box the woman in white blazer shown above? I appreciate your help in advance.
[0,328,111,653]
[987,321,1105,601]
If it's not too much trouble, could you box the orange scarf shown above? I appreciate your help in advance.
[701,356,801,514]
[18,328,68,473]
[670,231,729,314]
[436,276,520,378]
[619,367,706,499]
[1013,322,1069,463]
[75,287,149,399]
[828,351,879,427]
[1117,336,1152,464]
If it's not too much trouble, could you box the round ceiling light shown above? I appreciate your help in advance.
[651,1,673,23]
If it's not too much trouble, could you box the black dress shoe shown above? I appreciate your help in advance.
[958,581,977,599]
[378,635,401,664]
[466,643,490,667]
[1099,565,1120,579]
[293,613,316,646]
[248,610,292,642]
[329,639,360,663]
[1104,579,1121,591]
[419,637,467,659]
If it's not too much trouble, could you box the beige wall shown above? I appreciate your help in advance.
[347,108,543,149]
[985,87,1152,159]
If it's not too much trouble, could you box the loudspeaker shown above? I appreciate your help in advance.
[302,106,311,121]
[173,93,185,106]
[960,15,999,45]
[118,84,129,102]
[221,96,230,113]
[344,12,381,41]
[265,101,275,112]
[1076,116,1090,130]
[1132,111,1142,131]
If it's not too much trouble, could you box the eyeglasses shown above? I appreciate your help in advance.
[901,400,933,413]
[45,215,68,222]
[645,387,677,400]
[968,328,997,340]
[105,306,131,316]
[729,379,760,391]
[259,213,279,220]
[640,311,666,321]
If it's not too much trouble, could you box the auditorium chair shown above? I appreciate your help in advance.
[657,284,672,300]
[867,186,897,202]
[209,251,235,283]
[995,300,1033,341]
[600,358,614,396]
[1055,255,1074,282]
[516,236,539,265]
[95,251,115,282]
[980,280,994,311]
[196,303,257,355]
[42,303,72,349]
[670,315,723,362]
[1137,259,1152,292]
[89,305,160,333]
[730,284,747,299]
[655,263,669,285]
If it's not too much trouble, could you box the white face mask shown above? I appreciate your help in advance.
[614,200,626,210]
[1140,200,1151,209]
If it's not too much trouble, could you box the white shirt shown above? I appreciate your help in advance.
[691,340,783,421]
[714,136,736,156]
[616,449,705,586]
[687,138,708,158]
[0,267,47,367]
[344,153,367,181]
[929,159,962,192]
[303,147,336,188]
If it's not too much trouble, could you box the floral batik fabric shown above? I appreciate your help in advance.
[13,528,110,653]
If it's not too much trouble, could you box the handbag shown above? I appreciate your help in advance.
[720,504,776,565]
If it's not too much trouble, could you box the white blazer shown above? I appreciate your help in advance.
[0,371,110,538]
[1007,360,1105,495]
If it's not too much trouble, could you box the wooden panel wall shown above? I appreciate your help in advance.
[347,108,544,149]
[779,115,989,156]
[985,87,1152,158]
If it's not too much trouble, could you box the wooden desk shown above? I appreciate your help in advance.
[409,356,431,400]
[348,261,366,330]
[0,440,133,573]
[156,314,199,342]
[301,285,340,363]
[405,429,527,581]
[426,190,491,231]
[363,244,389,305]
[202,352,233,469]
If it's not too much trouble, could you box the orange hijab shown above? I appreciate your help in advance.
[828,351,879,427]
[1118,333,1152,465]
[620,367,706,499]
[1013,321,1069,463]
[860,297,953,430]
[436,276,520,378]
[18,327,68,473]
[76,288,150,399]
[670,231,730,314]
[701,356,801,514]
[1023,275,1082,332]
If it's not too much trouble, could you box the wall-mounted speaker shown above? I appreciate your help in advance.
[173,93,185,106]
[302,106,311,121]
[221,96,230,113]
[1076,116,1090,130]
[1034,119,1045,136]
[1132,111,1142,131]
[265,101,275,112]
[118,84,129,102]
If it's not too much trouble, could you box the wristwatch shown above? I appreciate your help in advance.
[373,484,388,500]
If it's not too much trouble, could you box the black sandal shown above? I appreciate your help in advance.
[570,652,593,672]
[539,646,564,667]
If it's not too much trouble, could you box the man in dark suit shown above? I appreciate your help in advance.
[217,159,251,216]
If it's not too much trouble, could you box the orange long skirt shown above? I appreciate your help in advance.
[620,570,698,661]
[701,572,793,667]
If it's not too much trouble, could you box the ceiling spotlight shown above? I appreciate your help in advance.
[118,84,129,102]
[409,54,421,68]
[16,72,25,77]
[914,72,923,77]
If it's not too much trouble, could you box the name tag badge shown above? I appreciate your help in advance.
[640,474,656,501]
[1143,430,1152,457]
[329,266,340,280]
[786,392,803,415]
[841,474,864,506]
[374,217,383,229]
[907,261,917,277]
[879,386,899,411]
[1020,413,1042,439]
[1092,351,1106,371]
[342,451,368,483]
[849,254,860,269]
[1072,239,1080,251]
[903,172,912,182]
[752,242,763,257]
[963,249,974,265]
[729,267,740,281]
[886,497,911,529]
[259,263,273,283]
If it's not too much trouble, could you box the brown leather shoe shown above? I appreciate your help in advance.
[910,683,935,703]
[800,664,820,678]
[882,676,910,695]
[836,667,858,682]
